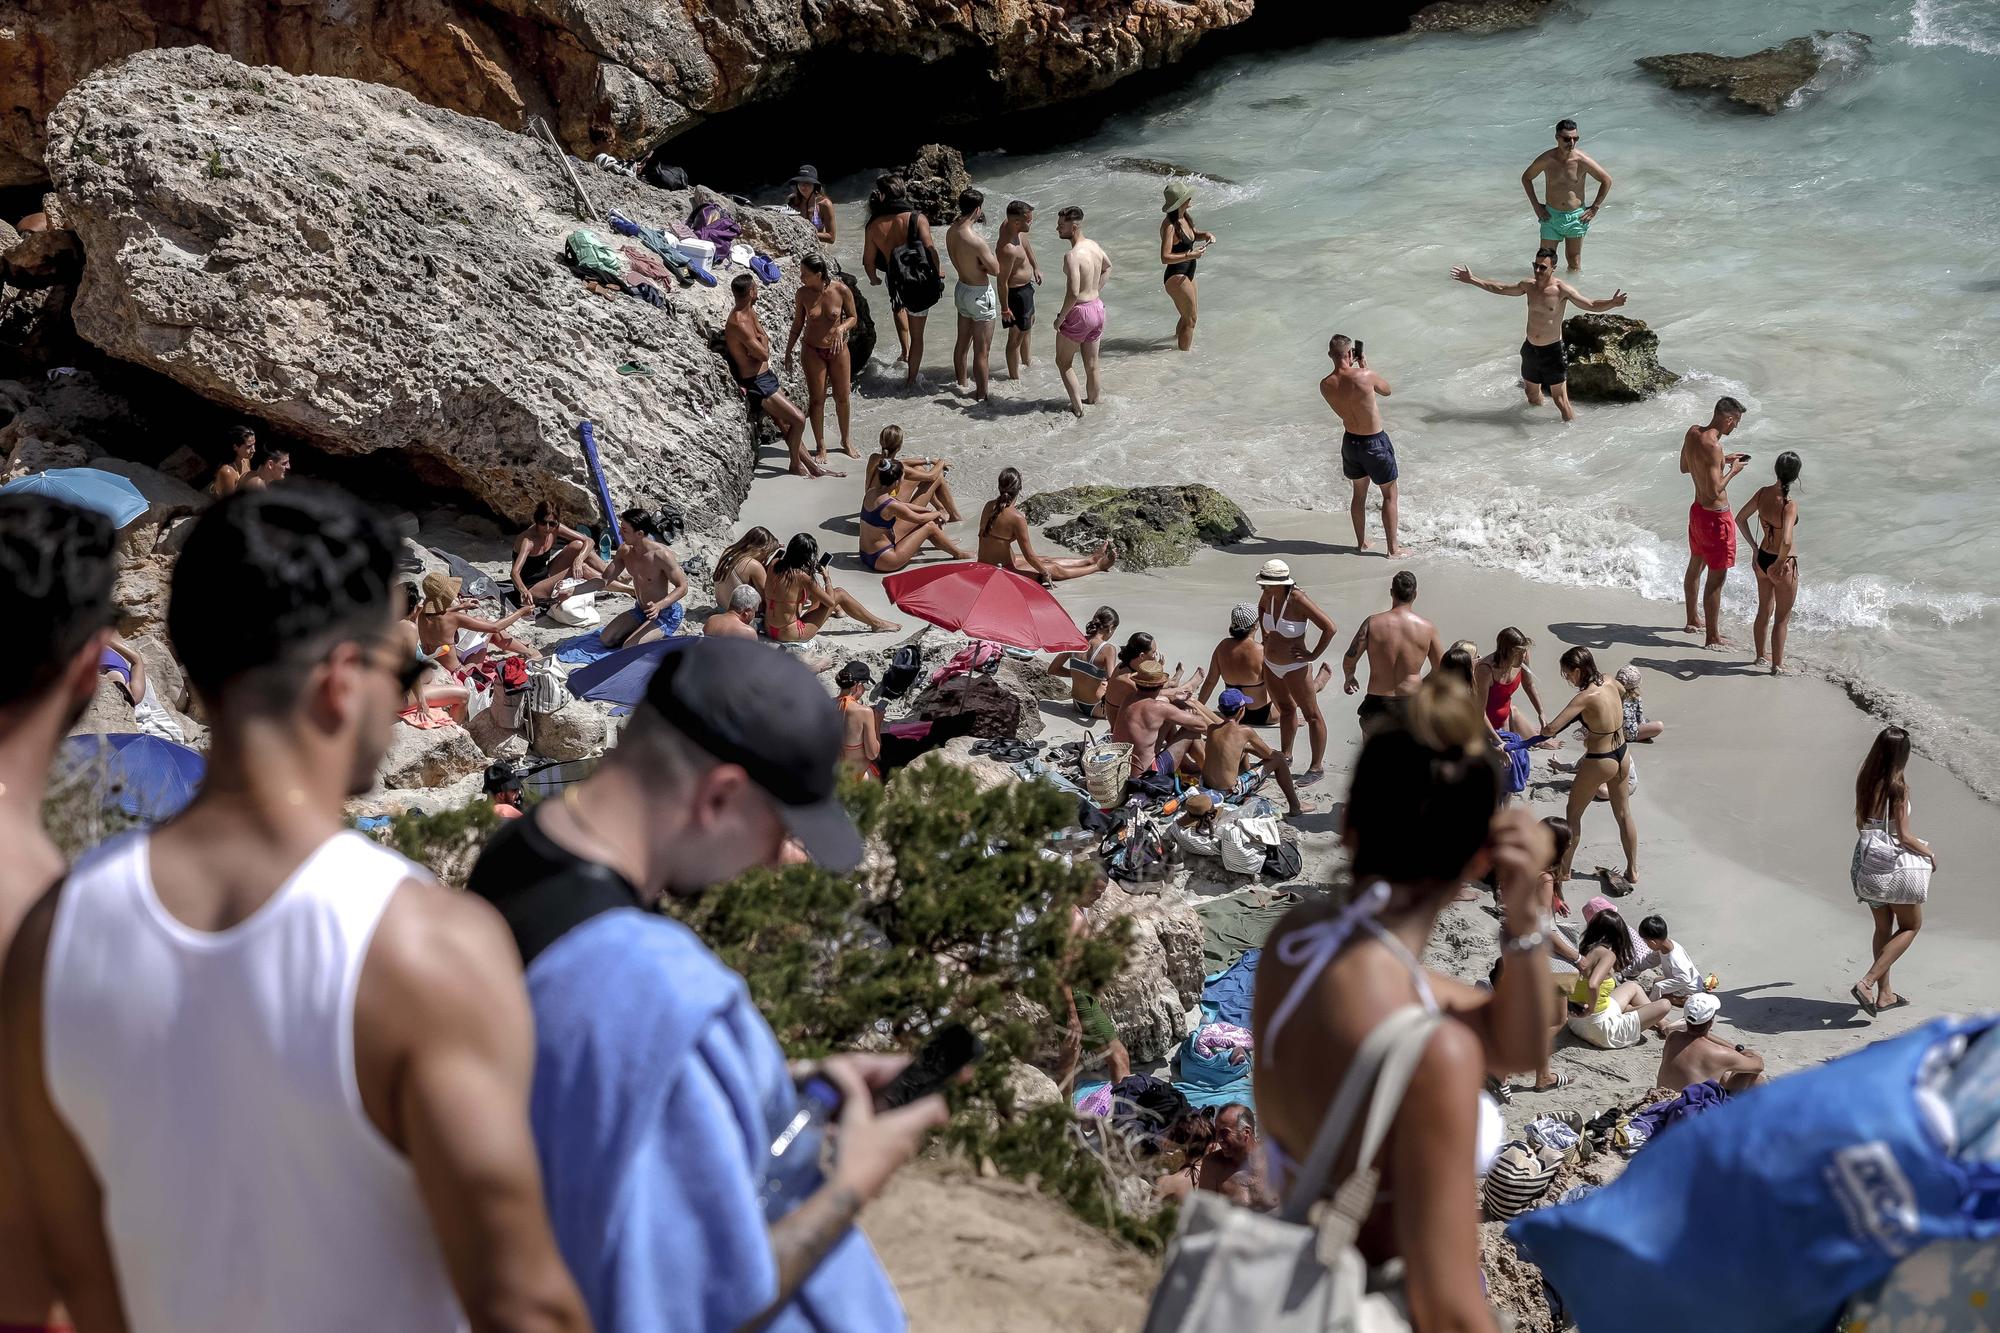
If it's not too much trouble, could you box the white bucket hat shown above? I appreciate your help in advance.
[547,593,600,628]
[1255,559,1294,586]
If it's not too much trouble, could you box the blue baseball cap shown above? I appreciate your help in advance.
[1218,688,1250,714]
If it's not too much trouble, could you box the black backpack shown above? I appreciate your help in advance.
[890,211,943,310]
[877,644,922,700]
[645,160,689,192]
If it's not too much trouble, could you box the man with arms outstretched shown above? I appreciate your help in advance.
[1343,570,1443,735]
[1320,333,1401,555]
[1680,396,1750,647]
[1451,249,1628,422]
[1522,118,1613,270]
[3,484,589,1333]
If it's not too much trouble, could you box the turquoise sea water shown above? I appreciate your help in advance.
[835,0,2000,785]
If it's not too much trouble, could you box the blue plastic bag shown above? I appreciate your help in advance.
[1508,1015,2000,1333]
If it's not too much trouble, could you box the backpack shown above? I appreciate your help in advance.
[1142,1007,1438,1333]
[1104,808,1176,886]
[1261,839,1303,881]
[646,160,689,192]
[878,644,922,700]
[686,201,741,247]
[890,211,944,310]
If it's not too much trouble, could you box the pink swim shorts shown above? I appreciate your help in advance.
[1058,298,1105,344]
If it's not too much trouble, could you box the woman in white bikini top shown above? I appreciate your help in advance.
[1251,675,1556,1332]
[1254,559,1336,786]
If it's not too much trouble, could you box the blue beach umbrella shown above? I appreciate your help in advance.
[60,733,206,822]
[0,467,151,528]
[567,637,695,711]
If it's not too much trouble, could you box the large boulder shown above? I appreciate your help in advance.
[1023,484,1255,572]
[1087,886,1205,1065]
[1635,32,1872,115]
[527,699,609,762]
[0,368,150,480]
[1410,0,1558,33]
[0,0,1255,189]
[377,722,486,789]
[909,665,1046,742]
[45,48,822,532]
[1561,314,1680,402]
[895,144,975,227]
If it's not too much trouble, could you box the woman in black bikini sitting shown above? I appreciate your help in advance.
[864,424,961,524]
[1197,602,1274,727]
[857,460,966,574]
[1736,451,1802,676]
[1525,646,1639,889]
[1159,181,1214,353]
[1047,606,1120,721]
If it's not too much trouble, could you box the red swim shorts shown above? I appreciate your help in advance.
[1687,502,1736,572]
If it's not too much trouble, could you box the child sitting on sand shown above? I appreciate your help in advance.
[1594,663,1660,801]
[1635,913,1718,1004]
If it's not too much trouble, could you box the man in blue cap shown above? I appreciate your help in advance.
[467,637,943,1332]
[1201,687,1305,817]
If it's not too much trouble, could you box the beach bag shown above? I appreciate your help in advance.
[491,684,527,730]
[525,659,573,716]
[878,645,923,700]
[1509,1014,2000,1333]
[686,201,741,247]
[645,160,689,192]
[1106,809,1175,886]
[1082,742,1134,807]
[564,229,622,282]
[1482,1142,1558,1222]
[1142,1006,1440,1333]
[1262,839,1304,881]
[890,210,944,310]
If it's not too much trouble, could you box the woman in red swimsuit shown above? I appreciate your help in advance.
[1472,626,1550,747]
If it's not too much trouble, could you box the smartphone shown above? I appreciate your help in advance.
[817,552,833,571]
[874,1023,985,1112]
[1354,339,1364,360]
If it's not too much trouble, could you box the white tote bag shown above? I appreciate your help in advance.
[1141,1006,1442,1333]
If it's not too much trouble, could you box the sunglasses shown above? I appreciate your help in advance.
[1558,134,1580,143]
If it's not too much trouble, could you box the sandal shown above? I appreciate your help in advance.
[1484,1075,1514,1106]
[1851,983,1880,1018]
[1532,1070,1572,1092]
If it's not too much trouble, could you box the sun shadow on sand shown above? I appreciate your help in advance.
[940,395,1077,420]
[1629,655,1763,682]
[819,514,861,538]
[1548,621,1698,651]
[1714,982,1873,1036]
[1218,535,1349,559]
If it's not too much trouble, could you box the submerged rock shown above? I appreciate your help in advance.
[1023,484,1254,572]
[1562,314,1679,402]
[1635,31,1872,115]
[47,47,820,529]
[1409,0,1559,34]
[1104,157,1238,186]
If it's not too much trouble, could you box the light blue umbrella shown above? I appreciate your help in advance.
[60,733,206,822]
[0,467,150,528]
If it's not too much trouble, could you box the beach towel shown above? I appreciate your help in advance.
[1498,729,1533,795]
[1625,1079,1730,1145]
[1200,948,1259,1029]
[1510,1015,2000,1333]
[398,703,455,730]
[1174,1032,1254,1112]
[1196,892,1300,973]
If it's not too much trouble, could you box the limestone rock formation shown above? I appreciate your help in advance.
[1088,886,1205,1064]
[528,698,609,761]
[0,0,1256,189]
[46,47,822,530]
[909,667,1046,741]
[1561,314,1679,401]
[1104,158,1238,186]
[378,721,487,789]
[1023,484,1255,571]
[0,370,153,480]
[1636,32,1872,115]
[1409,0,1558,33]
[894,145,976,228]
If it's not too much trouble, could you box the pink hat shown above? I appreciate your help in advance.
[1581,895,1615,922]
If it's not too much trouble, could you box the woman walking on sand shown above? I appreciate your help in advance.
[1737,451,1802,675]
[1525,646,1638,888]
[1159,181,1214,352]
[976,467,1115,583]
[1255,560,1335,786]
[1850,726,1935,1016]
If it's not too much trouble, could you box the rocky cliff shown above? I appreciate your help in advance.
[1,0,1257,189]
[46,46,821,528]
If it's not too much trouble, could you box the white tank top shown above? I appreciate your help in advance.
[44,831,465,1333]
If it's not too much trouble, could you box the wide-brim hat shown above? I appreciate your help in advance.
[789,164,822,188]
[1133,659,1169,687]
[1255,559,1293,586]
[1162,180,1194,214]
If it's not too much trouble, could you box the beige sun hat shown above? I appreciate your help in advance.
[1255,559,1294,586]
[1162,180,1195,214]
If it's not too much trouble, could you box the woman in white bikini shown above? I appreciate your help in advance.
[1046,606,1120,721]
[1254,676,1555,1330]
[1850,725,1935,1016]
[1254,559,1335,786]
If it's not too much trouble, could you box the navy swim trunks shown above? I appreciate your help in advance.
[1340,430,1399,486]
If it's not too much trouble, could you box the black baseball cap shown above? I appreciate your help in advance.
[642,638,862,870]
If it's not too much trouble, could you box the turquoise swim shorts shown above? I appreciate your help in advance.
[1540,205,1591,241]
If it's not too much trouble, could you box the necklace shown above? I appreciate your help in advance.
[561,786,642,885]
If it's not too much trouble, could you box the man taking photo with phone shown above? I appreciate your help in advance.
[468,637,944,1332]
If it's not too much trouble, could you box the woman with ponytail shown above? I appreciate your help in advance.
[975,467,1116,584]
[1736,451,1802,674]
[1525,646,1640,888]
[1253,674,1554,1329]
[1046,605,1121,719]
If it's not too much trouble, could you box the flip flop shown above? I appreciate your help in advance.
[617,360,658,376]
[1597,866,1634,897]
[1850,983,1880,1017]
[1532,1070,1572,1092]
[1296,769,1325,788]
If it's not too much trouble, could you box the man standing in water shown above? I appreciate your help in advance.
[1051,205,1110,418]
[861,176,943,390]
[946,188,1002,402]
[1522,118,1613,271]
[997,200,1043,380]
[1450,250,1627,423]
[1320,333,1401,555]
[725,273,832,478]
[1342,570,1443,734]
[1680,396,1750,647]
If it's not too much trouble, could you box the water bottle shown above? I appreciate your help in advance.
[759,1075,842,1223]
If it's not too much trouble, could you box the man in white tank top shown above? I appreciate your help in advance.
[1,484,590,1333]
[0,497,120,1332]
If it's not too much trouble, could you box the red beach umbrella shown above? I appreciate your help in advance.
[883,561,1089,652]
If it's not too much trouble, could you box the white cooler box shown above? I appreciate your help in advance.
[672,236,716,265]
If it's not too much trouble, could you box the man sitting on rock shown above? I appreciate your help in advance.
[703,585,761,640]
[1655,994,1765,1094]
[1112,659,1213,780]
[1200,688,1303,817]
[724,272,828,479]
[598,507,689,649]
[1154,1103,1274,1211]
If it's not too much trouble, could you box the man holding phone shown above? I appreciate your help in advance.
[1320,332,1403,555]
[1678,396,1751,648]
[468,638,945,1332]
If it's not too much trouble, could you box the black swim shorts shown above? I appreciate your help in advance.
[738,370,781,412]
[1520,338,1568,390]
[1357,693,1409,733]
[1004,283,1035,328]
[1340,430,1399,486]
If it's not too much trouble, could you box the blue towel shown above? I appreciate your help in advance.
[1174,1035,1254,1111]
[1200,947,1259,1029]
[554,631,621,667]
[1625,1078,1729,1144]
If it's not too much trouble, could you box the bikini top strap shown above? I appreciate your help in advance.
[1277,1004,1444,1225]
[1361,918,1440,1014]
[1260,881,1392,1067]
